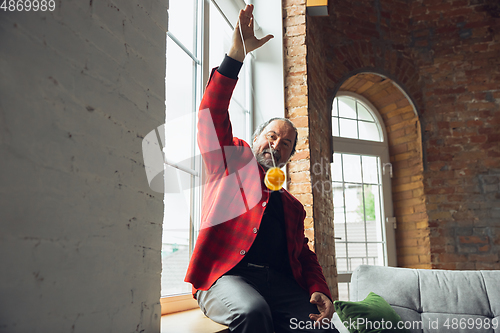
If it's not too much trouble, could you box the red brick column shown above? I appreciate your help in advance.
[283,0,339,300]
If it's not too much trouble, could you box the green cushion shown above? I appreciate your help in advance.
[334,292,410,333]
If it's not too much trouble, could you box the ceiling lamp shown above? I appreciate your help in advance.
[307,0,328,16]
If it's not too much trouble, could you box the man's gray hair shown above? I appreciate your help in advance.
[251,117,298,158]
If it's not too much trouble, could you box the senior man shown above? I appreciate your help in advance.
[185,5,338,333]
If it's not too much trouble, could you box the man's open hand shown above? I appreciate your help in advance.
[228,4,273,62]
[309,292,334,323]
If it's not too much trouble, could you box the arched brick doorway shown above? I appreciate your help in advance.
[336,72,430,269]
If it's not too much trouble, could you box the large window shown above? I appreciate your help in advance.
[331,93,397,301]
[162,0,252,299]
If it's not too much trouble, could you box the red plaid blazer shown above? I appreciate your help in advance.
[184,68,332,300]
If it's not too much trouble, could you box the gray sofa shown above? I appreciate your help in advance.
[349,265,500,333]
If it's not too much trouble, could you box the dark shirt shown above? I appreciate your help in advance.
[238,190,293,275]
[217,54,243,79]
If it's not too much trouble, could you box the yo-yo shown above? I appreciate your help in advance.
[264,167,285,191]
[263,133,285,191]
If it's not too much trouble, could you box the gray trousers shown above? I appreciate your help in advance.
[196,264,339,333]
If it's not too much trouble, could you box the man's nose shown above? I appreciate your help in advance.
[271,138,281,151]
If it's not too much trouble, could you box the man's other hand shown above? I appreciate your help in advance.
[309,292,334,323]
[228,4,273,62]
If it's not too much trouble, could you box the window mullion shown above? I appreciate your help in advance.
[360,156,369,266]
[189,0,205,259]
[210,0,234,30]
[341,154,349,273]
[167,31,201,65]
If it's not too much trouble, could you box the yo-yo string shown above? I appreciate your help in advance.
[238,9,277,173]
[267,138,277,168]
[238,11,276,160]
[238,15,247,59]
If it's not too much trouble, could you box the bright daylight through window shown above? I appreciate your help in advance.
[331,95,396,301]
[162,0,251,297]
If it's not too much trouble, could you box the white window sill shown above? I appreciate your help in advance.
[161,308,228,333]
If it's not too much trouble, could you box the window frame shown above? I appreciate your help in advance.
[332,92,397,297]
[161,0,254,313]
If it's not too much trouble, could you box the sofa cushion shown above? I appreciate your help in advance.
[419,269,491,316]
[334,291,410,333]
[350,265,500,333]
[350,266,420,312]
[482,270,500,316]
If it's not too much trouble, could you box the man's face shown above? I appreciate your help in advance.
[252,120,296,170]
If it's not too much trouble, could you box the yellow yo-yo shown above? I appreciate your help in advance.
[264,167,285,191]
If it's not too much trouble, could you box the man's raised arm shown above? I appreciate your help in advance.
[227,4,273,62]
[197,4,273,170]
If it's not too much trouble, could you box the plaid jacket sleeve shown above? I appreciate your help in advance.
[197,68,237,174]
[298,238,333,301]
[283,192,333,301]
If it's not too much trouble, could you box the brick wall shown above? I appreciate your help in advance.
[0,1,167,331]
[304,0,500,271]
[410,0,500,270]
[307,14,339,299]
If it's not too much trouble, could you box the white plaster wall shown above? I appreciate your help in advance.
[0,1,167,332]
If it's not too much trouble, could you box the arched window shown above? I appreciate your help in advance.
[332,95,383,142]
[331,93,397,300]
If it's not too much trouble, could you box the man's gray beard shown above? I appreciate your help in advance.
[253,147,282,171]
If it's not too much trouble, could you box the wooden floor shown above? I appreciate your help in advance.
[161,308,229,333]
